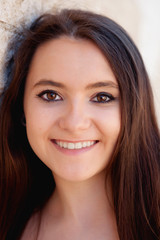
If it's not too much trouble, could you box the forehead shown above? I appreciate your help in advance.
[26,36,117,89]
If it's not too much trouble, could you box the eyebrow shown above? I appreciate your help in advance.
[33,79,118,89]
[33,79,66,89]
[86,81,118,89]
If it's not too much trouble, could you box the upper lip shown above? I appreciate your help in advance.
[52,139,99,143]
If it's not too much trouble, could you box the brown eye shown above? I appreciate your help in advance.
[97,94,109,102]
[38,90,62,102]
[91,92,114,103]
[46,92,57,100]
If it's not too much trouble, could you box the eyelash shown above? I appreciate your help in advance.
[37,90,115,103]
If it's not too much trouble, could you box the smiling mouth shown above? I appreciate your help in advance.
[53,140,99,150]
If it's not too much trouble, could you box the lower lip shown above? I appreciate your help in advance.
[51,140,98,156]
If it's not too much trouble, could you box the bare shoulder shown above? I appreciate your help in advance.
[20,211,40,240]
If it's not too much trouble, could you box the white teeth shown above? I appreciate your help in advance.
[63,142,67,148]
[68,143,74,149]
[75,142,83,149]
[55,140,96,149]
[82,142,87,147]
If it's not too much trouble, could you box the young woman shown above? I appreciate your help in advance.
[0,9,159,240]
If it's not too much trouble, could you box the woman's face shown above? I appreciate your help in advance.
[24,37,121,182]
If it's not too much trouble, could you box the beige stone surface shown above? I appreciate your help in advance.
[0,0,159,124]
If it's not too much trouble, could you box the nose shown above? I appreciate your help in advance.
[58,101,91,133]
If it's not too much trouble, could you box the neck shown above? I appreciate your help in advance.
[38,171,119,240]
[45,171,115,224]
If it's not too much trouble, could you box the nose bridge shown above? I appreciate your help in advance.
[59,98,90,131]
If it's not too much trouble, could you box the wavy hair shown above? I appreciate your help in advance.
[0,9,159,240]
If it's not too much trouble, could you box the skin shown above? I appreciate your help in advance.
[22,37,120,239]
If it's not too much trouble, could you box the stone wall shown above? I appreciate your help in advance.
[0,0,159,124]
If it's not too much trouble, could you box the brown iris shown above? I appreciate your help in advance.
[46,92,57,100]
[96,93,109,102]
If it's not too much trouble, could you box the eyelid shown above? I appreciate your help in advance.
[37,89,63,102]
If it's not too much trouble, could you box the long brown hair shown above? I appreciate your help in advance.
[0,9,159,240]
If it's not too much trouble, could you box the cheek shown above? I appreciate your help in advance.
[26,109,47,134]
[24,106,51,155]
[24,101,65,160]
[95,106,121,142]
[25,102,57,131]
[25,116,45,155]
